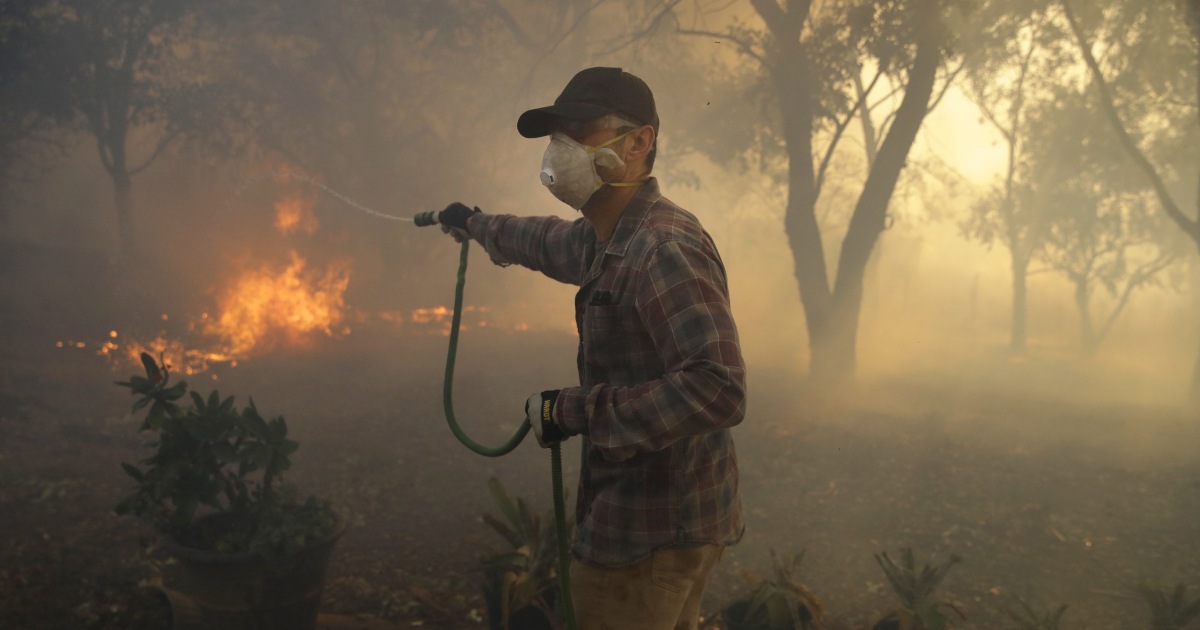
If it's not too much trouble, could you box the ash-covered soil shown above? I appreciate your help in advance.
[1,329,1198,629]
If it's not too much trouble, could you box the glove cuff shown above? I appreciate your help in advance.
[538,389,566,443]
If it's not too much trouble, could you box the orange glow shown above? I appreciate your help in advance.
[274,194,319,235]
[66,164,543,376]
[98,335,235,376]
[204,250,352,356]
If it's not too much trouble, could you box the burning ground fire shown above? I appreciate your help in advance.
[58,168,528,377]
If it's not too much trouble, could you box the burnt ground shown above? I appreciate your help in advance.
[1,326,1199,630]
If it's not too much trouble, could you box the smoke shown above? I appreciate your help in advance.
[0,2,1197,627]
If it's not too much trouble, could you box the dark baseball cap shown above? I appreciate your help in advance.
[517,67,659,138]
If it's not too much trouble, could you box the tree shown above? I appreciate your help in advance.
[958,0,1072,355]
[13,0,250,259]
[1059,0,1200,395]
[660,0,961,386]
[0,0,75,212]
[1025,92,1180,356]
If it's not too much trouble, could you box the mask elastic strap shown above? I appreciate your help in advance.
[588,128,637,153]
[592,128,646,188]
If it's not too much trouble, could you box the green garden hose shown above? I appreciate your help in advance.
[415,210,576,629]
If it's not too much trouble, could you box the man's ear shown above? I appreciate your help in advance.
[625,125,656,164]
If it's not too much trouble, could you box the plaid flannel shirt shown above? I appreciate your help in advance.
[469,178,746,566]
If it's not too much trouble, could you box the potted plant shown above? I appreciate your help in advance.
[870,548,964,630]
[722,549,825,630]
[478,477,572,630]
[114,352,344,630]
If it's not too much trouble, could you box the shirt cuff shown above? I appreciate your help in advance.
[554,387,587,436]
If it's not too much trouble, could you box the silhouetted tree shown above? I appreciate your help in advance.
[7,0,253,259]
[1060,0,1200,395]
[958,0,1070,355]
[0,0,75,211]
[654,0,963,387]
[1026,92,1181,356]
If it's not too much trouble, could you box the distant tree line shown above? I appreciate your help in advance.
[0,0,1196,397]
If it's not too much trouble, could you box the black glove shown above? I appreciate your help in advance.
[438,202,480,230]
[525,390,566,448]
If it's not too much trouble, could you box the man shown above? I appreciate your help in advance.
[438,67,745,630]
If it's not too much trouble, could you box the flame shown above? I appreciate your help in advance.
[410,305,489,335]
[66,164,536,377]
[274,194,319,235]
[204,250,352,356]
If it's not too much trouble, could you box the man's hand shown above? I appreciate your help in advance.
[438,202,480,243]
[525,390,566,448]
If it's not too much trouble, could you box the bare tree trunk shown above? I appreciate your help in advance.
[822,3,940,386]
[1011,254,1029,354]
[113,169,133,260]
[1073,277,1098,357]
[810,307,858,387]
[1192,336,1200,403]
[770,44,832,380]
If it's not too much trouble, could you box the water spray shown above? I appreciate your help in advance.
[230,168,416,222]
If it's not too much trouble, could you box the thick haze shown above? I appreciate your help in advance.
[1,1,1198,625]
[4,1,1194,406]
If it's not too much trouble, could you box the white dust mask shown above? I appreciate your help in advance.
[539,126,639,210]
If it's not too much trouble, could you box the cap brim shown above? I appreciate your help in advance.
[517,102,612,138]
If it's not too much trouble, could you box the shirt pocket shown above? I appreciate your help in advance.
[582,304,629,369]
[582,303,661,375]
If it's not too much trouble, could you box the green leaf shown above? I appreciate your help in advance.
[213,442,236,463]
[121,462,144,482]
[762,592,791,629]
[914,600,946,630]
[140,352,161,381]
[164,381,187,400]
[240,407,269,439]
[482,513,522,549]
[487,477,524,540]
[268,417,288,441]
[190,391,205,411]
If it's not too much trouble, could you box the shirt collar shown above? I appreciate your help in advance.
[603,177,661,257]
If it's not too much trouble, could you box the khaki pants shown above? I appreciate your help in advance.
[569,544,724,630]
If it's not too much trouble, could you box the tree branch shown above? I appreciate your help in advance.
[127,129,180,176]
[815,69,882,198]
[595,0,686,56]
[1060,0,1198,248]
[1096,252,1176,344]
[675,26,768,67]
[487,0,534,50]
[926,59,965,114]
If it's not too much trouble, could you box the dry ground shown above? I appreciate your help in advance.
[1,327,1198,629]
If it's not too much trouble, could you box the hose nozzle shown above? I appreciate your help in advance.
[413,211,439,227]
